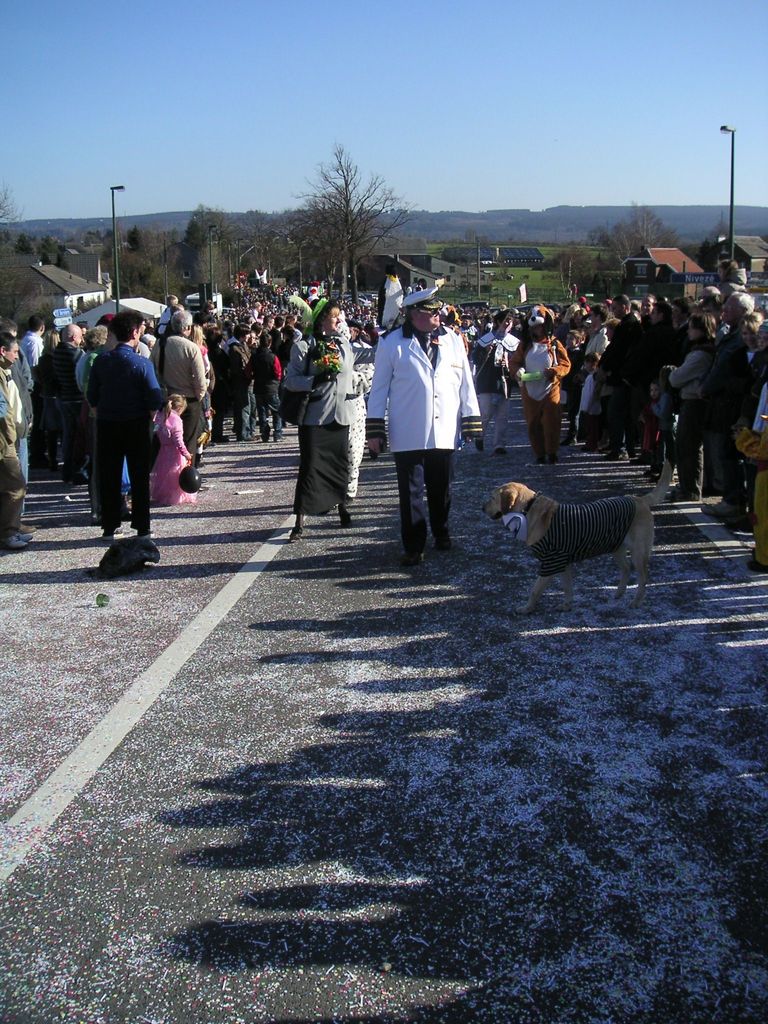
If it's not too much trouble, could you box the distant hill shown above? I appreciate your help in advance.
[9,205,768,244]
[8,210,194,238]
[401,206,768,243]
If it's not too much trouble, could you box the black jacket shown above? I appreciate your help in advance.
[250,347,281,392]
[600,315,643,387]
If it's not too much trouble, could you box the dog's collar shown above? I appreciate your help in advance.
[521,493,539,514]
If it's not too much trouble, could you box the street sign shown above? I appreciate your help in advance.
[669,273,719,284]
[53,316,73,328]
[53,307,71,318]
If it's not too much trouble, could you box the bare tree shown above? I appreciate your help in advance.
[238,210,295,279]
[299,145,411,301]
[0,183,18,225]
[592,205,678,268]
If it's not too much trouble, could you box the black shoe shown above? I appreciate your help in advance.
[726,515,752,531]
[746,558,768,573]
[288,526,304,542]
[475,438,484,451]
[339,507,352,527]
[491,447,506,456]
[546,454,558,464]
[536,456,546,465]
[400,551,424,566]
[435,535,452,551]
[560,436,575,447]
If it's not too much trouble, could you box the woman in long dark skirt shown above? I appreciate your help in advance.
[284,300,375,541]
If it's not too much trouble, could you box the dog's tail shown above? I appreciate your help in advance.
[641,460,673,507]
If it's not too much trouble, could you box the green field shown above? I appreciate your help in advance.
[426,243,608,307]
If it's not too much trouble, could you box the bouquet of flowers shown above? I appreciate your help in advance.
[311,338,343,380]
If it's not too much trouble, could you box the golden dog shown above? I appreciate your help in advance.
[483,463,672,613]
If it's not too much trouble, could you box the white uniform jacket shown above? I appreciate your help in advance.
[366,325,481,452]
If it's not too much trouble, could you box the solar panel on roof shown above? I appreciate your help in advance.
[499,247,544,264]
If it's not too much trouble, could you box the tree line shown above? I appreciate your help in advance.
[0,160,728,322]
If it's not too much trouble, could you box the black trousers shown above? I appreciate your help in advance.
[394,449,454,554]
[97,416,152,535]
[29,389,46,463]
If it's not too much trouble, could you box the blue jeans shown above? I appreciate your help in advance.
[256,389,282,441]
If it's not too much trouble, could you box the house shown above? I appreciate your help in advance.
[356,254,445,293]
[24,264,107,311]
[622,247,706,299]
[61,250,105,288]
[733,236,768,273]
[0,253,40,270]
[166,241,202,284]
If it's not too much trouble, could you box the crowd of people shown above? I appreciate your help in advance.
[1,260,766,574]
[454,266,767,573]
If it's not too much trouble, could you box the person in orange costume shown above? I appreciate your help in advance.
[508,305,571,464]
[734,414,768,573]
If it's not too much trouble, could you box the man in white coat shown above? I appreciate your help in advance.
[366,287,482,565]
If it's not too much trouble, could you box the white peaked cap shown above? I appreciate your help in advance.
[403,285,442,310]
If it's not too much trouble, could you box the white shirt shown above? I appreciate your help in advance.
[20,330,43,369]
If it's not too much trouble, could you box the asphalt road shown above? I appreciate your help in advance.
[1,402,767,1023]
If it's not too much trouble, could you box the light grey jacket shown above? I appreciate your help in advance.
[284,334,376,427]
[668,347,715,400]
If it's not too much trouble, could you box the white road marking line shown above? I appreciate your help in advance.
[0,516,296,885]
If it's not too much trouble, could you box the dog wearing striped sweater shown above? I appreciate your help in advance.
[484,463,672,613]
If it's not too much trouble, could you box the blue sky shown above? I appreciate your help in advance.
[3,0,767,221]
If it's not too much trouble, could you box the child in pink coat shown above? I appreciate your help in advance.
[151,395,196,506]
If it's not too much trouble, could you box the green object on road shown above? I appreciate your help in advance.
[96,593,109,608]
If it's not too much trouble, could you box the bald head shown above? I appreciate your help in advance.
[62,323,83,346]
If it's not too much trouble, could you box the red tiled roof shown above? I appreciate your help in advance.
[645,248,704,274]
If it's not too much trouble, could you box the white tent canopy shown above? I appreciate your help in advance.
[75,298,167,328]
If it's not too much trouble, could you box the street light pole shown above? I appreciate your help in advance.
[208,224,216,305]
[110,185,125,313]
[720,125,736,262]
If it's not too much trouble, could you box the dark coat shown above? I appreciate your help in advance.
[701,328,751,432]
[600,315,643,387]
